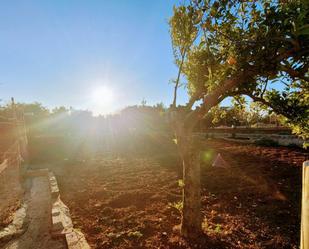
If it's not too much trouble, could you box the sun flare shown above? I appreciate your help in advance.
[92,86,114,104]
[91,85,115,114]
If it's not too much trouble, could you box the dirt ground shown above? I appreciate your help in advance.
[56,139,308,249]
[0,201,20,231]
[0,162,23,231]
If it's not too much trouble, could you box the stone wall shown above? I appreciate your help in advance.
[201,131,305,147]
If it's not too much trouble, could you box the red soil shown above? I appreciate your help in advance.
[0,200,21,230]
[57,139,308,249]
[0,161,23,230]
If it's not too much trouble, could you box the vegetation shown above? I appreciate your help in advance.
[200,103,281,128]
[254,137,279,147]
[168,201,184,213]
[169,0,308,238]
[0,102,173,162]
[1,1,309,248]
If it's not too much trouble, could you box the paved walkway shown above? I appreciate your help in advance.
[2,176,66,249]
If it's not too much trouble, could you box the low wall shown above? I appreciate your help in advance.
[48,171,90,249]
[200,132,305,147]
[204,127,292,135]
[26,168,90,248]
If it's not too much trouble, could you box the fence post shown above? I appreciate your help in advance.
[301,160,309,249]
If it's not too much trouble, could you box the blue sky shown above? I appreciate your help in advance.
[0,0,198,114]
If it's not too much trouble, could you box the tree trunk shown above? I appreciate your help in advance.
[180,140,202,238]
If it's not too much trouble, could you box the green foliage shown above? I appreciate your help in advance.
[52,106,69,115]
[168,201,183,213]
[255,138,279,147]
[214,224,222,234]
[286,143,300,149]
[1,101,173,162]
[169,0,309,140]
[200,103,275,128]
[173,138,178,144]
[265,89,309,140]
[127,231,143,239]
[169,5,198,61]
[202,220,223,234]
[107,230,143,240]
[178,179,185,188]
[106,232,123,239]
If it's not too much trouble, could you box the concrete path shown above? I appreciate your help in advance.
[1,176,66,249]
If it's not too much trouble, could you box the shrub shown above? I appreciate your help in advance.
[168,201,183,213]
[255,138,279,147]
[127,231,143,238]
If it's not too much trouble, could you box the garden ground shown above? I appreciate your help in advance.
[52,139,308,249]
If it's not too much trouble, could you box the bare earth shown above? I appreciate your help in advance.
[56,139,308,249]
[0,161,23,230]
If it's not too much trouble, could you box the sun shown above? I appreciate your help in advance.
[92,85,114,104]
[91,85,115,114]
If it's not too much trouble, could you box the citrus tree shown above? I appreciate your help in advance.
[169,0,309,238]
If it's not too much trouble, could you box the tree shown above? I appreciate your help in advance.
[52,106,69,116]
[169,0,309,238]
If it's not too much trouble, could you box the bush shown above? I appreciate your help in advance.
[286,143,300,149]
[254,138,279,147]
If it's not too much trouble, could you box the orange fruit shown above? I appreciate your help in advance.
[227,57,237,65]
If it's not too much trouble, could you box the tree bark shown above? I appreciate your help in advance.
[180,137,202,238]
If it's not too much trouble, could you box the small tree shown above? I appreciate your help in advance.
[169,0,309,238]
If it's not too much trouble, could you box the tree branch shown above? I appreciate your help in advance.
[172,51,186,109]
[280,65,309,82]
[261,77,268,97]
[186,93,203,111]
[184,68,256,131]
[245,93,286,118]
[246,93,271,108]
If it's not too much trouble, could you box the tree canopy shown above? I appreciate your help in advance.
[169,0,308,140]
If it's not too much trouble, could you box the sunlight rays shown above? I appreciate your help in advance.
[90,85,115,115]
